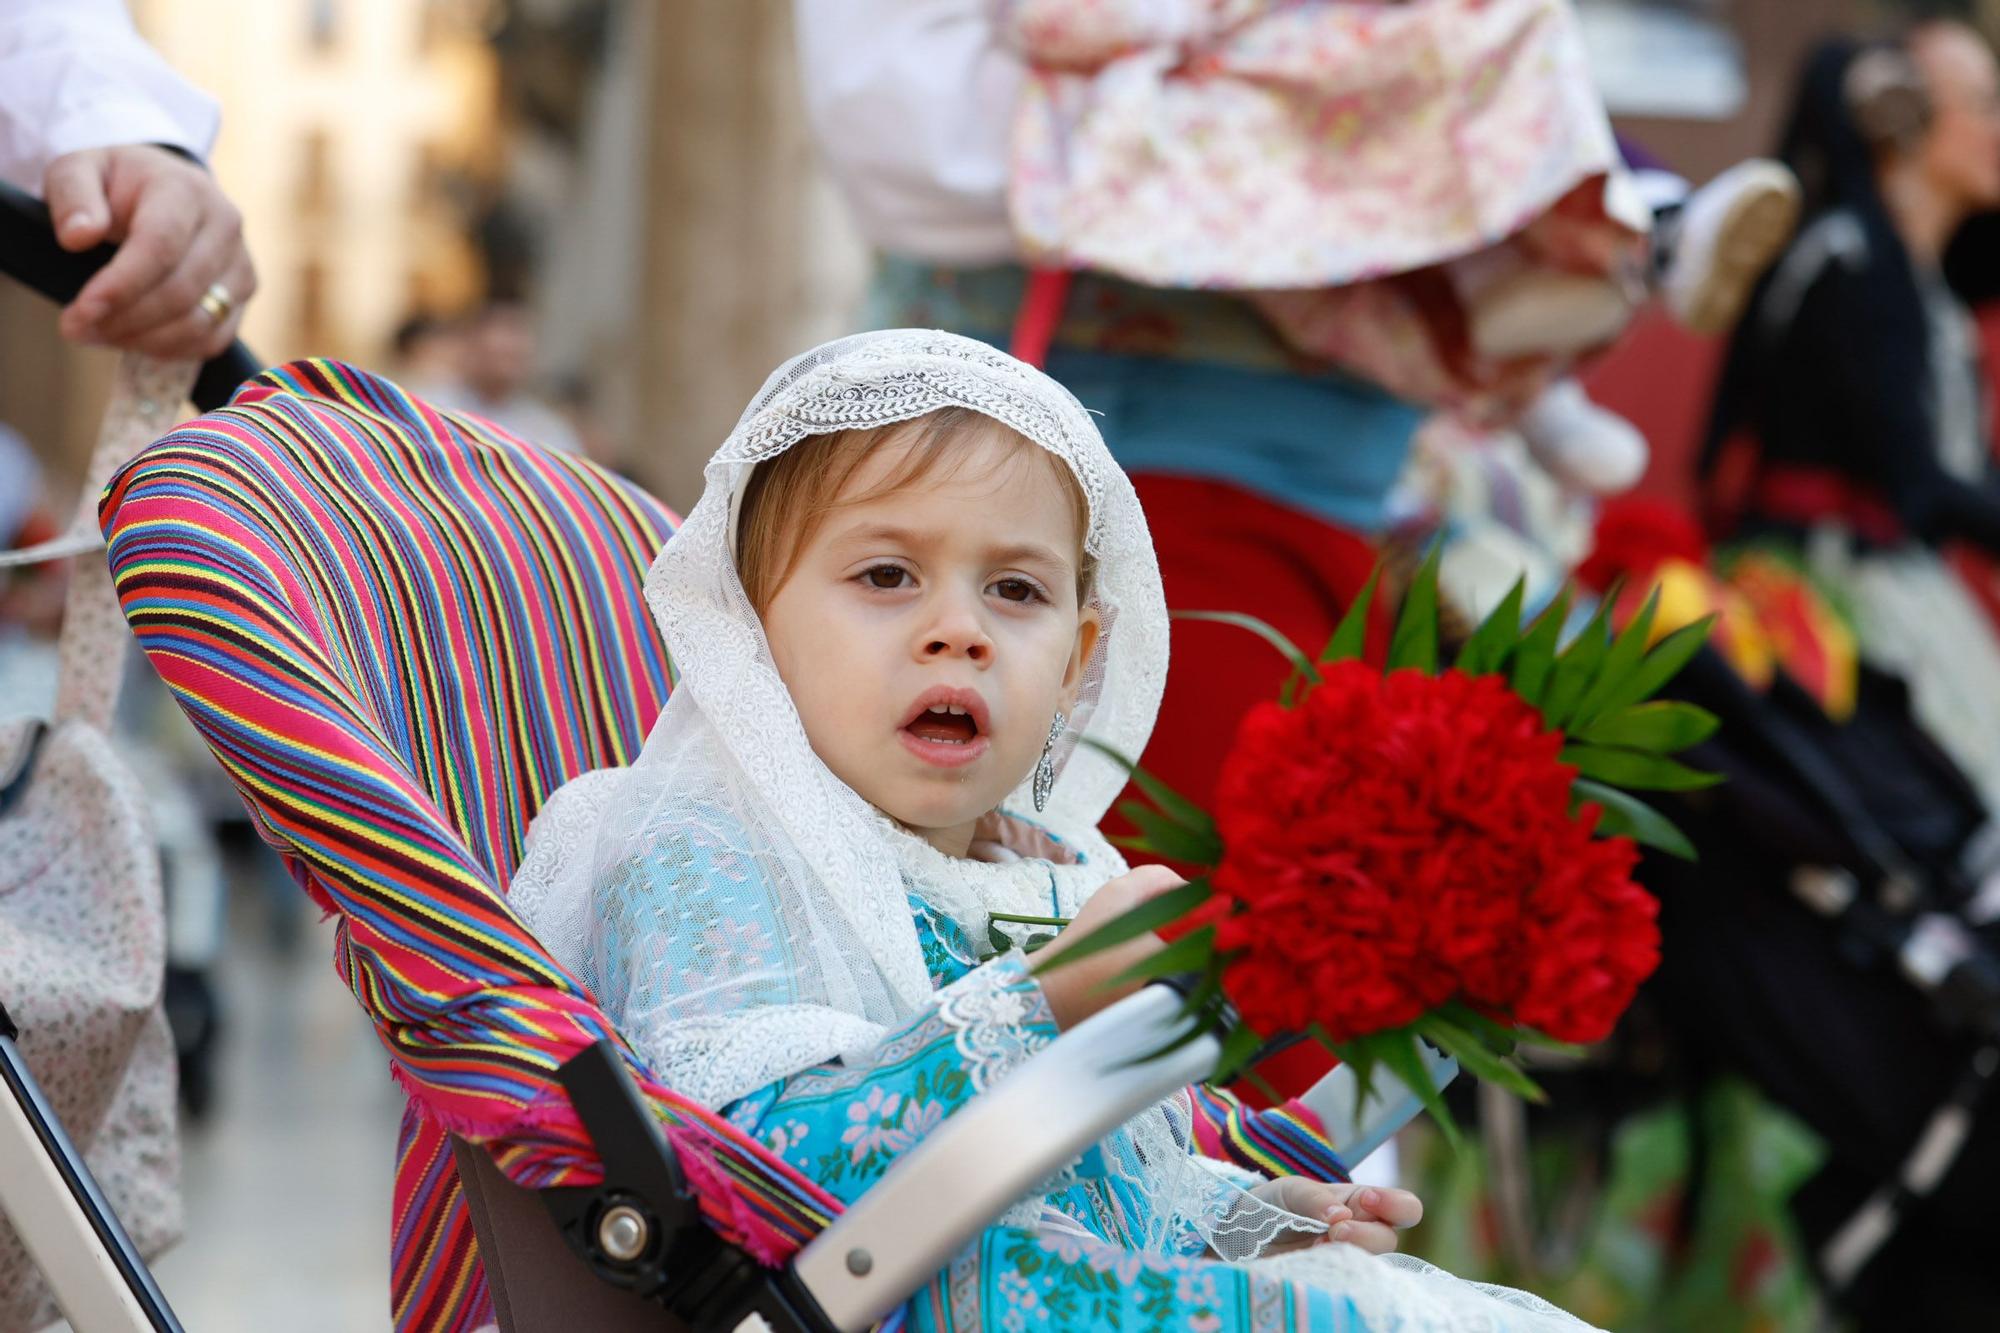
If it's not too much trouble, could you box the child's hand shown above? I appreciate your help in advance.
[1031,865,1184,1030]
[1250,1178,1425,1256]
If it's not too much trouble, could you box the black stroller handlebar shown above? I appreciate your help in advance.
[0,179,259,413]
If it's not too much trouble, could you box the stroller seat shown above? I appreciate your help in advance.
[99,360,773,1330]
[98,360,1294,1333]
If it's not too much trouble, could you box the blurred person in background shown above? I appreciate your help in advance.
[0,422,63,705]
[428,298,582,455]
[1704,20,2000,809]
[2,0,252,1118]
[0,0,255,358]
[390,310,465,400]
[551,371,621,472]
[792,0,1792,822]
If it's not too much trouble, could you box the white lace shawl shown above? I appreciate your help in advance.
[510,330,1166,1099]
[507,333,1614,1326]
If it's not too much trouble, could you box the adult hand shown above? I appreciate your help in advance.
[44,143,254,359]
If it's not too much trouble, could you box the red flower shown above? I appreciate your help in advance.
[1202,661,1659,1046]
[1577,496,1708,594]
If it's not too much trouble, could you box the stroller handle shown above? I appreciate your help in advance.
[0,179,259,412]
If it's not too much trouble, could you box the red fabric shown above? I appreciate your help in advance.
[1010,268,1075,370]
[1126,474,1383,1103]
[1749,466,1905,546]
[1128,473,1384,815]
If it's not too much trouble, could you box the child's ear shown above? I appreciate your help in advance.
[1063,606,1103,705]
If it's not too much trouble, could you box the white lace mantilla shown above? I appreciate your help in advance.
[506,333,1613,1324]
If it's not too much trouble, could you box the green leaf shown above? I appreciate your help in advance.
[1084,739,1216,837]
[1320,564,1384,664]
[1124,960,1229,1068]
[1543,596,1616,729]
[1417,1014,1546,1103]
[1572,779,1697,859]
[1510,587,1571,708]
[1105,926,1218,990]
[1310,1024,1373,1109]
[1454,577,1525,678]
[1117,801,1226,867]
[987,912,1072,929]
[1563,744,1724,792]
[1506,1028,1589,1056]
[1432,1002,1585,1057]
[1571,587,1660,726]
[1371,1030,1462,1150]
[1237,1067,1283,1106]
[1173,611,1321,686]
[1582,616,1715,721]
[1386,545,1443,673]
[1578,701,1720,753]
[1032,878,1212,975]
[1212,1023,1267,1085]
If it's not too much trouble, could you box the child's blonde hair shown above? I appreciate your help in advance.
[735,406,1094,611]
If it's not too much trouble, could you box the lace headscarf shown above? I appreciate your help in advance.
[507,335,1620,1316]
[509,329,1167,1109]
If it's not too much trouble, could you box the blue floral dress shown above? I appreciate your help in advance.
[722,897,1377,1331]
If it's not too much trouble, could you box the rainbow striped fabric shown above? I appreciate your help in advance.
[1187,1086,1351,1185]
[100,359,1354,1331]
[100,360,843,1332]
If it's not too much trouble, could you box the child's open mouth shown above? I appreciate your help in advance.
[899,688,992,768]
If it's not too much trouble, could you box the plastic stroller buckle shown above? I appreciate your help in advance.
[544,1041,837,1333]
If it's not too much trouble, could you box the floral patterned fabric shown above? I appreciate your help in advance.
[721,894,1560,1330]
[1002,0,1648,421]
[1004,0,1626,291]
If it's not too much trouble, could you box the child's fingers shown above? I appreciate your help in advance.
[1350,1187,1424,1230]
[1326,1219,1401,1255]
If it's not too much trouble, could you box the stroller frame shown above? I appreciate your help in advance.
[0,181,1276,1333]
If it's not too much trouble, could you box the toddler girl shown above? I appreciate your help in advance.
[511,330,1594,1329]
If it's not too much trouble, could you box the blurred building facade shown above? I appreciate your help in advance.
[492,0,867,506]
[0,0,504,501]
[139,0,501,364]
[6,0,1998,510]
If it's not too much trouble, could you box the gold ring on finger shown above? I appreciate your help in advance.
[197,282,235,324]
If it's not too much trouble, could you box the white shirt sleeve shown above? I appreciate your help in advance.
[791,0,1022,264]
[0,0,220,195]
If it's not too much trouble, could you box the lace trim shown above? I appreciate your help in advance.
[642,331,1169,1011]
[1246,1248,1601,1331]
[935,954,1056,1094]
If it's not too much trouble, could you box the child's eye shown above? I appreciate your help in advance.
[991,577,1048,604]
[861,564,911,590]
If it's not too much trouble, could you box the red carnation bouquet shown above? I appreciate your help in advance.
[1037,554,1718,1124]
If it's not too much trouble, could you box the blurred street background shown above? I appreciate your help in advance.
[12,2,2000,1330]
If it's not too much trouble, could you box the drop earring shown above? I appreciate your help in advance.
[1033,711,1067,813]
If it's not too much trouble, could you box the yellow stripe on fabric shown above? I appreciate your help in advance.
[390,1128,465,1329]
[345,406,516,812]
[387,420,545,836]
[255,402,472,840]
[477,442,614,803]
[165,691,562,982]
[295,404,486,843]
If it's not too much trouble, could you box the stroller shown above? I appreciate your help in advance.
[1637,641,2000,1328]
[1,188,1368,1333]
